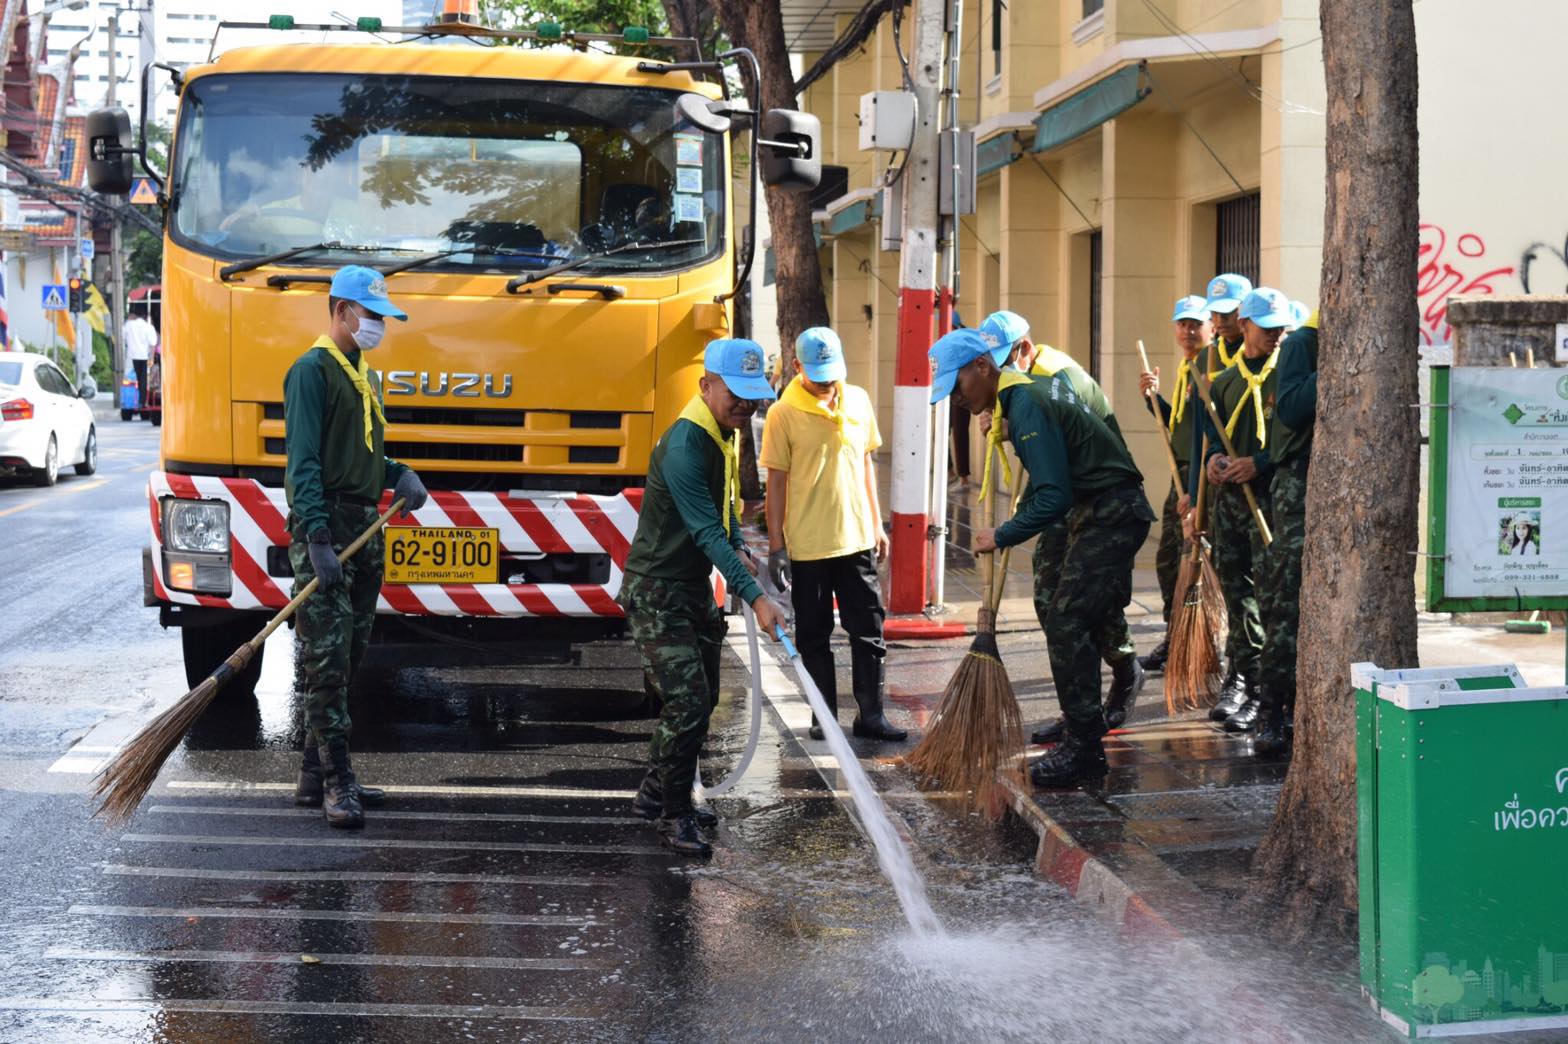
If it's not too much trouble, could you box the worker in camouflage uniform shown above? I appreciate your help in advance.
[931,328,1155,787]
[284,265,428,829]
[1195,287,1292,734]
[1255,309,1318,756]
[976,310,1145,747]
[1187,272,1254,717]
[1137,295,1212,671]
[620,338,787,856]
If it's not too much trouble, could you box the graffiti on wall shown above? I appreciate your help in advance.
[1519,237,1568,295]
[1418,223,1517,346]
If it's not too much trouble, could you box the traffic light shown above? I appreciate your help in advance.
[68,277,85,313]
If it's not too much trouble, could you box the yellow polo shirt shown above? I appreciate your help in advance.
[758,379,883,562]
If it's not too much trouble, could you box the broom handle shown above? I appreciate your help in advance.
[1136,340,1186,494]
[243,498,407,652]
[1191,371,1273,546]
[988,460,1030,613]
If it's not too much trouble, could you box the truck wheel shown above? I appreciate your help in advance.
[182,616,266,695]
[120,409,133,422]
[149,411,162,427]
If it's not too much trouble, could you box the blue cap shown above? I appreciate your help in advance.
[1172,295,1211,322]
[1204,273,1252,314]
[704,338,777,401]
[329,264,407,321]
[978,310,1029,367]
[928,328,990,404]
[1288,300,1310,328]
[795,327,846,383]
[1237,287,1293,329]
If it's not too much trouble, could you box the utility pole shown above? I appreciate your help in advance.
[887,0,944,616]
[106,5,127,381]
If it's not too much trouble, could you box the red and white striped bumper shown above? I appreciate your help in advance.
[145,472,680,618]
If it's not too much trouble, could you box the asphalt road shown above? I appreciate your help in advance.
[0,418,1382,1043]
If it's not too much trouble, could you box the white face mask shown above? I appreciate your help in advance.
[351,315,386,351]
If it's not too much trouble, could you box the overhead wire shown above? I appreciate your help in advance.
[1142,64,1248,196]
[1136,0,1323,116]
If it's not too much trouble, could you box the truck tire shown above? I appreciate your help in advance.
[120,409,133,422]
[181,616,266,695]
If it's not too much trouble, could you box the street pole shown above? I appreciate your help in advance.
[887,0,944,616]
[106,6,127,383]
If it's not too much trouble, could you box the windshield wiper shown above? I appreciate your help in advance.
[506,238,707,294]
[218,242,342,282]
[263,245,559,289]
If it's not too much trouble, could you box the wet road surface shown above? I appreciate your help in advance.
[0,422,1393,1042]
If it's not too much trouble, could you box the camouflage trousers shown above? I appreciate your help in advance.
[288,499,384,749]
[1041,486,1155,737]
[1034,517,1137,670]
[619,571,726,817]
[1259,464,1307,712]
[1153,470,1191,624]
[1211,482,1272,678]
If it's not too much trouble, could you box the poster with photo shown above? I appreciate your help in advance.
[1439,367,1568,600]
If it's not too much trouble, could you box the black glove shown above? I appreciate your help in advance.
[393,469,428,517]
[307,529,343,588]
[768,549,791,592]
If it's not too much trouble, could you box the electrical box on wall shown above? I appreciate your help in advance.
[938,130,976,216]
[858,91,915,152]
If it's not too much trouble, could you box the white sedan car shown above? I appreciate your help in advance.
[0,352,97,486]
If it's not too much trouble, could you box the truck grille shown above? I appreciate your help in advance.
[260,403,617,429]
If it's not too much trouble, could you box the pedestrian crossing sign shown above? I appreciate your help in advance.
[128,177,158,206]
[41,284,67,311]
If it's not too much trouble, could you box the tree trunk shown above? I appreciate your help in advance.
[712,0,830,382]
[1252,0,1421,938]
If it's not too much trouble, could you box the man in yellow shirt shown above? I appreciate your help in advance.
[760,327,905,743]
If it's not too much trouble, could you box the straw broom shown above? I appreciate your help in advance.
[906,451,1028,812]
[92,499,406,824]
[1165,444,1226,712]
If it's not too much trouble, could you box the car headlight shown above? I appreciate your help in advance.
[164,499,230,553]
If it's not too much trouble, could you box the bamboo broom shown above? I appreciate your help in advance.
[1165,443,1226,712]
[906,451,1028,813]
[92,500,406,824]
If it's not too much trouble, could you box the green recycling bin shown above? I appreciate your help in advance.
[1356,661,1568,1037]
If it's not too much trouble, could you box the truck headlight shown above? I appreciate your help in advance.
[164,499,230,553]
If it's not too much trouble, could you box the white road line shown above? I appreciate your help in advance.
[0,997,586,1020]
[46,947,607,971]
[120,832,667,856]
[69,904,592,927]
[165,781,639,799]
[99,864,612,887]
[145,804,638,826]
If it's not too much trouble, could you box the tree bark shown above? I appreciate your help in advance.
[1252,0,1421,938]
[711,0,830,381]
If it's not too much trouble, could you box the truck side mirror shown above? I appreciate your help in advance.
[86,107,136,195]
[758,109,821,193]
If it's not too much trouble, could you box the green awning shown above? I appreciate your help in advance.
[976,132,1023,177]
[1031,62,1150,154]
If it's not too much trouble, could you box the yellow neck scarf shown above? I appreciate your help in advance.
[315,336,385,452]
[1224,350,1278,448]
[980,370,1034,502]
[1168,357,1192,431]
[1210,336,1238,377]
[678,394,741,535]
[781,376,850,446]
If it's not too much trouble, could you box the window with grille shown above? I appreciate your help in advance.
[991,0,1005,78]
[1215,192,1260,285]
[1088,229,1103,381]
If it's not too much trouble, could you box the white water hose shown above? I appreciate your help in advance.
[695,601,765,799]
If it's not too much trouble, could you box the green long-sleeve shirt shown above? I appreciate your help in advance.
[283,338,408,535]
[623,418,763,605]
[994,375,1144,548]
[1196,351,1278,496]
[1026,346,1124,443]
[1272,325,1318,465]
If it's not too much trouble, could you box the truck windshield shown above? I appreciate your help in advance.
[171,73,726,273]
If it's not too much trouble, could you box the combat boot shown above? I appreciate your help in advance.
[319,740,365,829]
[1104,656,1145,729]
[1030,717,1067,745]
[1209,668,1249,722]
[1252,696,1289,757]
[851,680,908,742]
[1138,638,1170,674]
[295,741,385,808]
[656,812,713,857]
[1030,729,1110,789]
[1224,678,1263,733]
[632,770,717,827]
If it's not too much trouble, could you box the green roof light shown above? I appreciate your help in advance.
[267,14,295,30]
[356,16,383,32]
[536,21,563,40]
[622,26,650,44]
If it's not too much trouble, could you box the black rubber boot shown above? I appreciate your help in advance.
[1030,718,1067,745]
[1209,669,1249,722]
[1138,638,1170,674]
[1224,697,1260,733]
[320,740,365,830]
[656,812,713,857]
[295,741,385,808]
[1105,656,1145,730]
[808,690,839,741]
[850,677,907,741]
[1029,728,1110,789]
[632,770,717,827]
[1252,696,1289,757]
